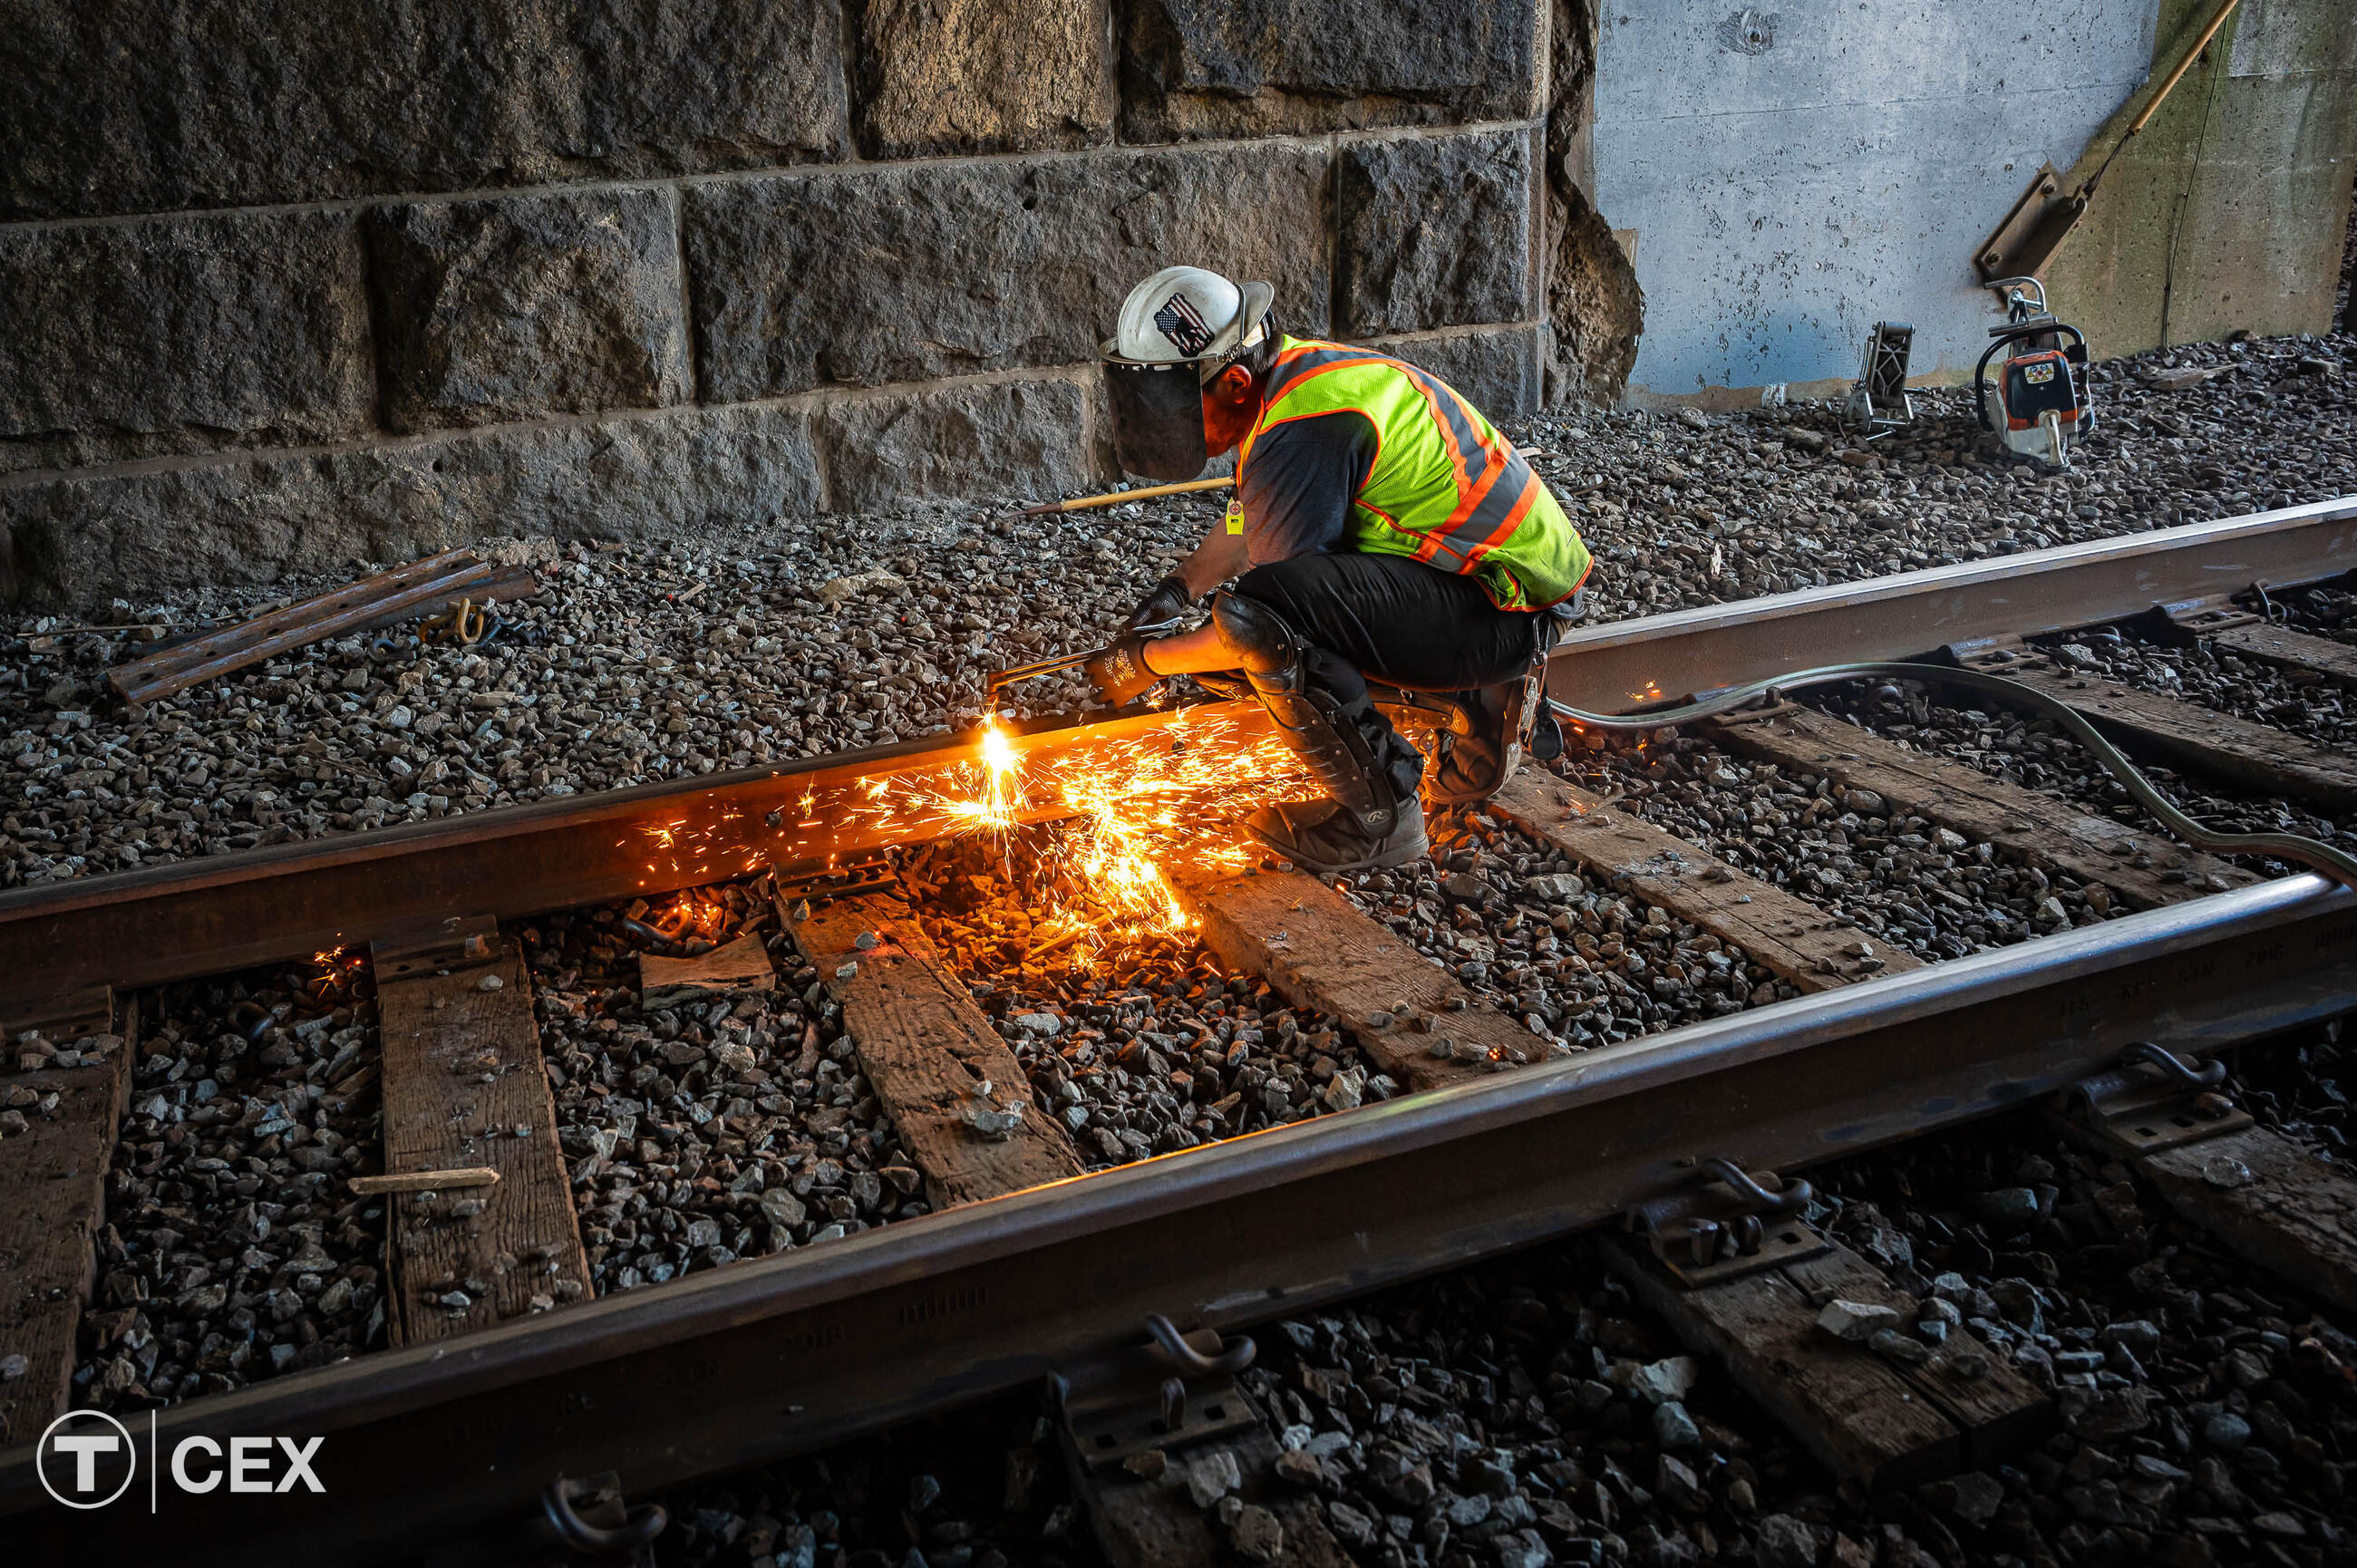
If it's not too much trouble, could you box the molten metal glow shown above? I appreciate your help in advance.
[868,710,1312,950]
[651,888,732,944]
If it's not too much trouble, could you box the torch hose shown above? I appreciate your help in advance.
[1546,660,2357,893]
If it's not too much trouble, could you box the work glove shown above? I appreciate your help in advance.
[1084,633,1162,709]
[1127,573,1198,635]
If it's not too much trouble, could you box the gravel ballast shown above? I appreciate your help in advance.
[525,880,929,1295]
[1339,811,1783,1051]
[897,828,1381,1168]
[642,1024,2357,1568]
[72,955,388,1411]
[5,330,2352,889]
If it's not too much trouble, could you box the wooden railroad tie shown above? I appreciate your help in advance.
[2137,1126,2357,1317]
[369,921,592,1346]
[1489,771,1922,992]
[0,996,133,1447]
[2200,619,2357,691]
[2054,1044,2357,1321]
[1166,861,1537,1093]
[1600,1228,2051,1492]
[1954,647,2357,813]
[779,884,1085,1210]
[1702,703,2258,908]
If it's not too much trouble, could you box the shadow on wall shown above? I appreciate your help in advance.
[1543,0,1646,405]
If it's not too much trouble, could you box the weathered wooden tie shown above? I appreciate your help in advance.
[1167,863,1539,1093]
[0,1001,132,1447]
[1603,1230,2050,1490]
[1077,1421,1357,1568]
[1957,649,2357,811]
[2139,1127,2357,1313]
[1058,1319,1354,1568]
[2058,1045,2357,1318]
[1490,772,1921,992]
[782,887,1085,1207]
[370,919,592,1345]
[2199,617,2357,690]
[1704,703,2257,907]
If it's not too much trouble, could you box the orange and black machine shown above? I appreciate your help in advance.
[1975,276,2093,469]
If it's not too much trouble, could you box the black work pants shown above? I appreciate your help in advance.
[1224,551,1548,799]
[1227,550,1547,692]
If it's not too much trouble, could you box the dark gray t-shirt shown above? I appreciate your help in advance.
[1237,411,1380,566]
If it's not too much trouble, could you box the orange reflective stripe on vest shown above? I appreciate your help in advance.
[1243,338,1590,610]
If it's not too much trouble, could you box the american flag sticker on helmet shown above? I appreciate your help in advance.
[1153,293,1216,356]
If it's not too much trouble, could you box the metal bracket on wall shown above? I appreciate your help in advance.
[1976,162,2085,284]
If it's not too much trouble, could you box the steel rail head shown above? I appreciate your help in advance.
[1542,495,2357,718]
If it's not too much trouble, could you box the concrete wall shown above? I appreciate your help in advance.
[0,0,1616,606]
[2048,0,2357,353]
[1591,0,2356,405]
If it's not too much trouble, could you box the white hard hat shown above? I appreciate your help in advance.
[1107,266,1276,368]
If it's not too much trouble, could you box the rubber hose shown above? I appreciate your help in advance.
[1547,660,2357,893]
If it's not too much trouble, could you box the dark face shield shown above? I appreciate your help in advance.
[1101,357,1208,481]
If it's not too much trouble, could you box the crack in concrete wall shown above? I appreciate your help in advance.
[1541,0,1645,406]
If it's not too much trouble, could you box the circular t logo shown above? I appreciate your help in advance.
[37,1409,136,1509]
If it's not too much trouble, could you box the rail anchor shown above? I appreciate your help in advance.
[528,1471,668,1565]
[1051,1314,1260,1475]
[2058,1040,2252,1157]
[1628,1157,1828,1288]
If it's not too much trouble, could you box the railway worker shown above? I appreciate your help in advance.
[1086,265,1594,876]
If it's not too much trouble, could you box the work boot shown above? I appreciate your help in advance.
[1246,798,1429,875]
[1428,663,1547,806]
[1240,649,1426,867]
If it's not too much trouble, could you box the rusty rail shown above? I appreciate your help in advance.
[3,498,2354,1557]
[5,498,2352,1021]
[2,873,2348,1561]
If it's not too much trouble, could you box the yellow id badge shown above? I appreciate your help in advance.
[1224,497,1244,536]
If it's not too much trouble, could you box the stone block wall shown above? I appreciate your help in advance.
[0,0,1625,605]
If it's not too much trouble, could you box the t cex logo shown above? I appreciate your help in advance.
[37,1410,325,1510]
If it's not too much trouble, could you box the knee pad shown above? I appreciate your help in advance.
[1208,590,1298,677]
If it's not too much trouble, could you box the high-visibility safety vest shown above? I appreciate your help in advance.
[1237,336,1592,611]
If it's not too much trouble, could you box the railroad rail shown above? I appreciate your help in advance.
[1,497,2352,1560]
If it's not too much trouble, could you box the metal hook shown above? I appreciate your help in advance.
[2120,1040,2226,1090]
[1142,1313,1256,1376]
[540,1476,668,1556]
[1696,1157,1812,1215]
[1158,1376,1188,1433]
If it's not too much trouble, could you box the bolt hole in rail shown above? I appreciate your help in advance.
[1,498,2353,1561]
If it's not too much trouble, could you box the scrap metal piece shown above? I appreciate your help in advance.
[1844,321,1916,434]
